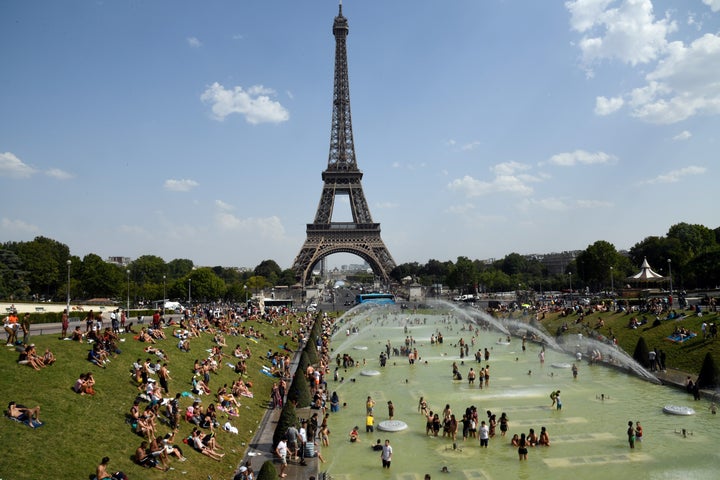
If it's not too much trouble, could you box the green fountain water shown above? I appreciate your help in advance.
[318,307,719,480]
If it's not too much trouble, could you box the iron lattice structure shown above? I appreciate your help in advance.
[292,4,396,286]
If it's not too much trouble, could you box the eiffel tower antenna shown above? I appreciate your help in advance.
[292,5,396,286]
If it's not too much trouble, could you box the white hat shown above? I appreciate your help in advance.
[238,466,247,472]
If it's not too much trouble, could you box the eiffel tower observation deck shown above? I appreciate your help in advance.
[292,3,396,286]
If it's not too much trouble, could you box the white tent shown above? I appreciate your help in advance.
[627,257,665,282]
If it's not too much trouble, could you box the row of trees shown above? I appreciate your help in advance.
[1,222,717,304]
[389,222,720,294]
[0,236,296,305]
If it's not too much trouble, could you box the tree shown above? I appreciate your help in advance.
[445,256,477,292]
[697,352,719,389]
[13,236,70,299]
[255,260,282,285]
[129,255,167,284]
[184,268,226,303]
[0,248,30,300]
[575,241,621,291]
[246,275,270,294]
[78,254,124,299]
[390,262,421,283]
[685,249,720,288]
[277,268,298,287]
[420,259,452,286]
[500,253,527,276]
[667,222,717,257]
[632,337,650,369]
[166,258,194,279]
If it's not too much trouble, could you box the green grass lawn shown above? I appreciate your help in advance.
[535,307,720,374]
[0,318,301,480]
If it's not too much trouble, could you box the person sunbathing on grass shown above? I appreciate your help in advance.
[73,372,96,395]
[138,328,156,344]
[149,435,169,471]
[7,401,41,423]
[190,428,225,461]
[191,376,212,395]
[18,344,45,370]
[232,378,253,398]
[135,441,163,469]
[88,346,106,368]
[71,326,84,342]
[136,408,157,439]
[42,347,56,366]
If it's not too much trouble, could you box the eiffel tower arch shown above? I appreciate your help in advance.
[292,4,396,286]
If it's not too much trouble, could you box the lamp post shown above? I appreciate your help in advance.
[188,278,192,306]
[667,258,673,306]
[610,266,614,294]
[126,270,130,318]
[568,272,573,304]
[66,260,71,315]
[244,284,248,304]
[162,275,167,309]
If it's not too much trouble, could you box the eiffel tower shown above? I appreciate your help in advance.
[292,3,396,286]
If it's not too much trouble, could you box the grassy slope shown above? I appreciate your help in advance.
[0,318,299,480]
[531,308,720,374]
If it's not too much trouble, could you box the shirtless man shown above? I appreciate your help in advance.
[7,401,41,422]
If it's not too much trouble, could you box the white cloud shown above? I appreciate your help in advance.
[595,95,624,115]
[1,218,39,233]
[629,34,720,123]
[448,174,534,197]
[215,200,234,211]
[672,130,692,141]
[640,165,706,184]
[187,37,202,48]
[0,152,36,178]
[566,0,677,66]
[491,161,531,176]
[570,2,720,124]
[543,149,617,166]
[164,179,199,192]
[45,168,74,180]
[201,82,290,124]
[215,213,286,239]
[703,0,720,12]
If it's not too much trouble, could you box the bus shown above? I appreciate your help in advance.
[355,293,396,305]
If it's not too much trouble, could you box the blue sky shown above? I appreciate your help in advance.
[1,0,718,270]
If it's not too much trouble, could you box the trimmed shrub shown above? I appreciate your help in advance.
[697,352,719,389]
[286,365,312,408]
[272,401,297,449]
[256,459,279,480]
[632,336,650,368]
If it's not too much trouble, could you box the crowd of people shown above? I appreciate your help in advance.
[4,302,327,479]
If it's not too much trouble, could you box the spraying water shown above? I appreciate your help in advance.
[571,335,661,384]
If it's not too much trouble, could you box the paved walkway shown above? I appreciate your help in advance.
[239,405,319,480]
